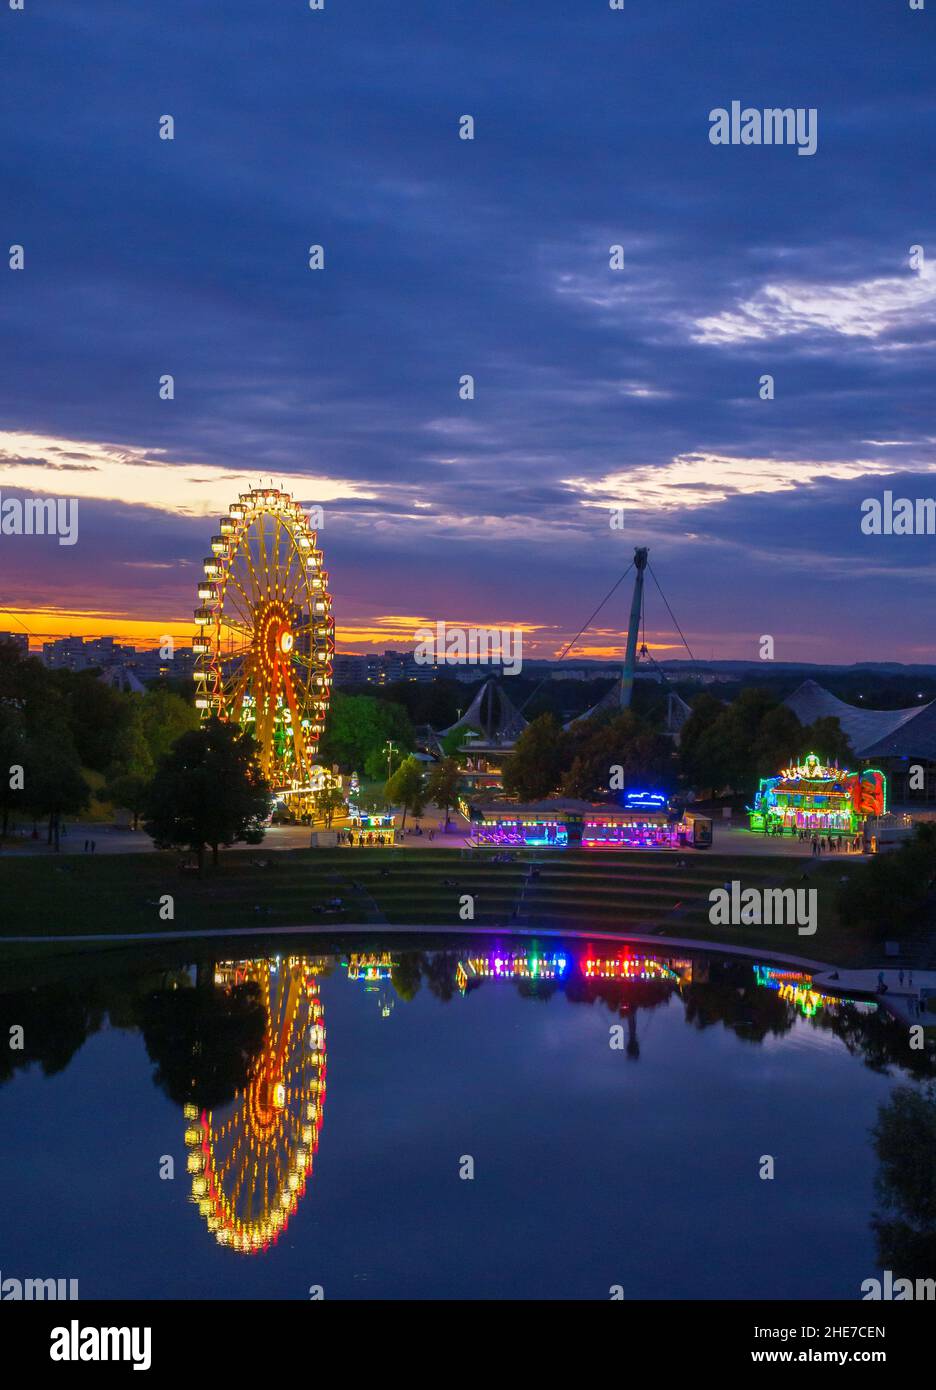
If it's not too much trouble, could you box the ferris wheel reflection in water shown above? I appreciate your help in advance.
[184,956,326,1254]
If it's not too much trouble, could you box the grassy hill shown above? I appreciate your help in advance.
[0,846,867,965]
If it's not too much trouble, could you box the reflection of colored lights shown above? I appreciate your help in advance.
[583,955,678,982]
[458,952,569,989]
[347,952,393,982]
[184,960,325,1255]
[456,950,690,991]
[753,963,875,1017]
[754,965,811,987]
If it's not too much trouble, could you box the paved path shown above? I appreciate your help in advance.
[0,921,831,970]
[711,822,868,860]
[812,966,936,1023]
[0,812,475,856]
[1,818,865,859]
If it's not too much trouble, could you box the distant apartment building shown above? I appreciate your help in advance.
[333,653,369,684]
[548,665,620,681]
[0,631,29,654]
[333,649,438,686]
[42,636,93,670]
[40,636,195,683]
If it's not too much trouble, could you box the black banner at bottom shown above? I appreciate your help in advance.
[5,1298,932,1376]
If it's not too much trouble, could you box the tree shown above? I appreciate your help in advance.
[837,824,936,942]
[143,718,271,873]
[679,688,792,797]
[105,771,150,830]
[561,709,672,800]
[140,687,200,765]
[426,757,461,826]
[440,724,471,761]
[52,669,132,774]
[871,1085,936,1279]
[364,742,403,781]
[676,692,723,790]
[359,787,389,814]
[800,715,852,769]
[391,952,425,1001]
[752,704,803,780]
[502,713,567,802]
[312,782,346,828]
[385,755,426,829]
[23,734,90,850]
[107,697,155,808]
[318,692,414,773]
[139,980,266,1110]
[0,703,27,837]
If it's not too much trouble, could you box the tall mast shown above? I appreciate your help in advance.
[619,546,648,709]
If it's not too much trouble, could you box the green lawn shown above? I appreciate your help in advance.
[0,845,877,966]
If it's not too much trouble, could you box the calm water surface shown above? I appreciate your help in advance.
[0,942,927,1299]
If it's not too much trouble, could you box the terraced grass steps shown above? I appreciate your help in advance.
[0,844,873,966]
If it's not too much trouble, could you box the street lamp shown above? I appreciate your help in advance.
[385,740,396,779]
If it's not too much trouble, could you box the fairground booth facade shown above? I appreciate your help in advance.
[748,753,886,834]
[468,792,712,850]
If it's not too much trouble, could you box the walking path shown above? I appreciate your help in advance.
[0,921,831,968]
[812,967,936,1022]
[7,923,932,1024]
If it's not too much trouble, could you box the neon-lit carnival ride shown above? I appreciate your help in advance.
[194,485,335,809]
[184,957,326,1253]
[748,753,886,834]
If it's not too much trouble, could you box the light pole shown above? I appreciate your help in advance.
[385,740,396,779]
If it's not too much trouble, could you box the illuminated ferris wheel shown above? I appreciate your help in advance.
[193,486,334,792]
[184,958,327,1253]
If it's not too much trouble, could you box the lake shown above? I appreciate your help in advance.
[0,940,928,1300]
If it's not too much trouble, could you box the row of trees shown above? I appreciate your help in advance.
[503,709,672,803]
[678,687,852,797]
[0,639,458,862]
[838,822,936,941]
[0,639,198,847]
[316,692,414,779]
[384,755,462,828]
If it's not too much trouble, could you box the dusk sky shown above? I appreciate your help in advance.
[2,1,935,662]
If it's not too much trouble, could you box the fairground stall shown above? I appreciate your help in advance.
[470,806,570,848]
[347,811,396,845]
[748,753,886,834]
[581,792,711,850]
[468,795,711,849]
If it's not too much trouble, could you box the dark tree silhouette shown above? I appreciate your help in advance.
[138,979,266,1110]
[871,1085,936,1280]
[143,717,271,872]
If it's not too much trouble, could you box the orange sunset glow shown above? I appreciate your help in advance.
[1,606,678,662]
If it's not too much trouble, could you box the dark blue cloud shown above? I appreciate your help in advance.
[2,0,935,659]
